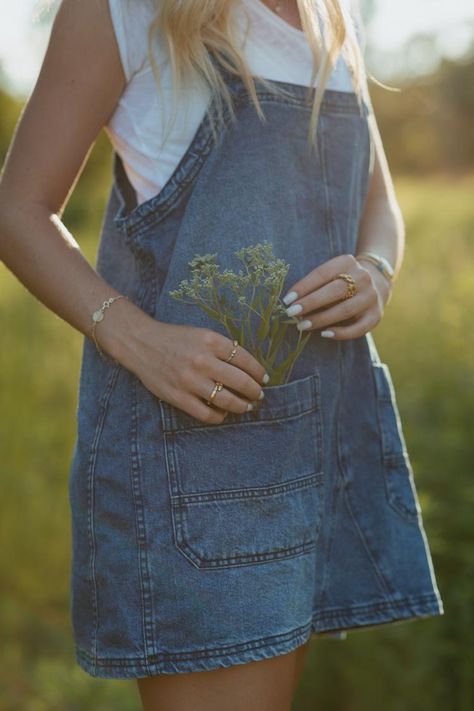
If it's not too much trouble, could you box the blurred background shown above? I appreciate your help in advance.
[1,1,473,709]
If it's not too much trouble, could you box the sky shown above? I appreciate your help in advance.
[0,0,473,97]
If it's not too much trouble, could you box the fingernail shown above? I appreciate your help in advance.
[282,291,298,306]
[246,403,254,411]
[262,373,270,384]
[258,390,265,400]
[321,330,335,338]
[296,320,312,331]
[286,303,303,317]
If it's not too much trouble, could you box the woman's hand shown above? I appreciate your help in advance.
[282,254,393,340]
[107,309,268,424]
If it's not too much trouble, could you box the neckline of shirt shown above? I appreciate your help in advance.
[241,0,307,41]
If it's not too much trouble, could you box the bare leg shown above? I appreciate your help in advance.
[137,642,312,711]
[292,638,312,696]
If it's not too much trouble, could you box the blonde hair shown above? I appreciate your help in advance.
[147,0,370,149]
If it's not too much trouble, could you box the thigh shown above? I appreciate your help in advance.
[292,638,312,695]
[137,646,305,711]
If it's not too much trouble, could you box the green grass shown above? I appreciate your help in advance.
[1,171,473,710]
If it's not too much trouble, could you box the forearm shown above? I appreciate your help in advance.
[0,195,150,366]
[354,103,406,282]
[356,194,405,281]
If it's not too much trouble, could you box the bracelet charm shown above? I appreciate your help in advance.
[91,294,128,362]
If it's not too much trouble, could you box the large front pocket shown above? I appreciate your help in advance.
[158,372,324,569]
[372,362,420,523]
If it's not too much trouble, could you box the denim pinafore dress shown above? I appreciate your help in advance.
[68,54,444,679]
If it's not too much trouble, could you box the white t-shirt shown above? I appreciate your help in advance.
[105,0,367,206]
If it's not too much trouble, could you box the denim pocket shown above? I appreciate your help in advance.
[159,372,324,569]
[372,363,420,522]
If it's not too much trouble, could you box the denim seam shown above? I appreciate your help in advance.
[159,373,318,432]
[312,370,324,476]
[171,535,318,570]
[336,347,394,596]
[313,591,443,621]
[371,363,420,523]
[161,406,317,432]
[345,115,362,249]
[170,470,323,504]
[76,619,313,667]
[315,447,341,609]
[85,362,122,660]
[319,115,338,258]
[75,592,440,669]
[122,133,216,237]
[130,377,157,671]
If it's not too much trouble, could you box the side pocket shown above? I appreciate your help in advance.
[372,363,421,523]
[159,372,325,569]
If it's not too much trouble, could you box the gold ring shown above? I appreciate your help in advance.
[225,340,239,363]
[335,273,357,299]
[206,381,224,406]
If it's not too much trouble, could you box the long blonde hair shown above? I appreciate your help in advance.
[147,0,369,149]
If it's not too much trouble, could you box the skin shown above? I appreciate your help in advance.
[0,1,403,708]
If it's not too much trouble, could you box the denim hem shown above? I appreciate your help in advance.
[312,591,443,631]
[74,593,443,680]
[75,621,314,680]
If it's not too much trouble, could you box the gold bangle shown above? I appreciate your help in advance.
[91,295,128,362]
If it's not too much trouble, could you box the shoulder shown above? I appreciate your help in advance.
[107,0,157,82]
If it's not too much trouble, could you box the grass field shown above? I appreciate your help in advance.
[1,169,473,710]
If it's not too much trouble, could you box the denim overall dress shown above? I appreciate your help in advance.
[68,54,444,679]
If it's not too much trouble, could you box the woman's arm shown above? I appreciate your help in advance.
[0,0,139,362]
[0,0,265,421]
[356,109,406,283]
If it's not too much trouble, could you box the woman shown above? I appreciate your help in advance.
[0,0,444,709]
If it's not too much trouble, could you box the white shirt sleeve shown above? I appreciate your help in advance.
[108,0,155,83]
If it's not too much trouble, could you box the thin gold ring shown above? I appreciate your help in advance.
[206,381,224,406]
[335,272,357,300]
[225,340,239,363]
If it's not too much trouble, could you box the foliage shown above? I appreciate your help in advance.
[368,55,474,174]
[169,243,311,385]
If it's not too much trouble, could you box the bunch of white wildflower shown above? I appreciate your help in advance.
[169,241,311,385]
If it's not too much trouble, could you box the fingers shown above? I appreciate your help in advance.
[283,253,361,304]
[179,338,264,413]
[286,267,373,319]
[200,378,258,415]
[317,312,379,340]
[281,254,384,340]
[213,334,269,387]
[173,379,258,424]
[295,290,375,332]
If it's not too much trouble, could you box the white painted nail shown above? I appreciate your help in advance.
[262,373,270,384]
[282,291,298,306]
[321,330,335,338]
[286,303,303,317]
[296,320,312,331]
[246,402,254,411]
[258,390,265,400]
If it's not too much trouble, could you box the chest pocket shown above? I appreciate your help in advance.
[159,372,324,569]
[372,362,420,523]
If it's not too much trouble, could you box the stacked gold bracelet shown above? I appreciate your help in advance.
[91,294,128,362]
